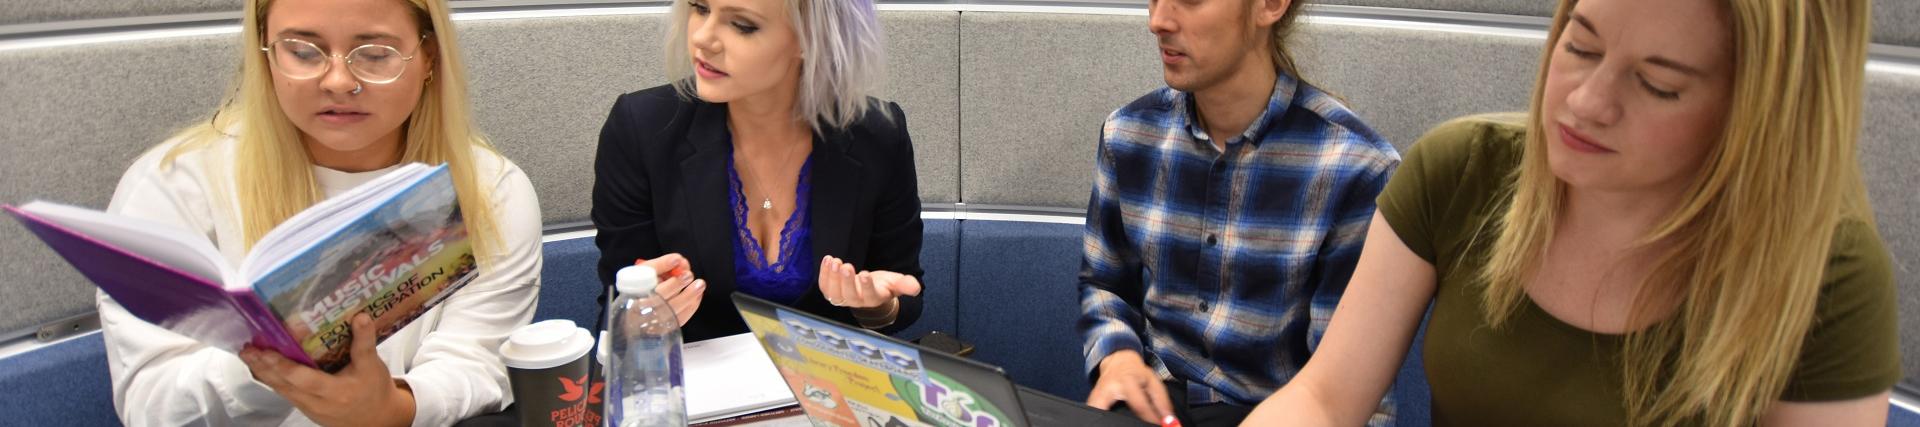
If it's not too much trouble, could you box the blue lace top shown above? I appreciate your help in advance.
[727,155,815,305]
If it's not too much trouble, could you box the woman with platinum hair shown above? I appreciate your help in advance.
[592,0,925,342]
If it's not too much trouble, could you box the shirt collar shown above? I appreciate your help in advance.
[1175,71,1301,149]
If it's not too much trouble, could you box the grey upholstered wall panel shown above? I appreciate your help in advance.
[0,0,232,26]
[1314,0,1919,47]
[1291,24,1542,152]
[1877,0,1920,46]
[958,12,1161,208]
[873,11,962,205]
[1861,71,1920,383]
[460,14,668,226]
[956,12,1543,208]
[0,36,235,335]
[1316,0,1555,17]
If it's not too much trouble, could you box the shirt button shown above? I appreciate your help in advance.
[1206,234,1218,246]
[1198,301,1211,312]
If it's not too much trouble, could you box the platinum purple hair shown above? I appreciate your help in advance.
[664,0,888,132]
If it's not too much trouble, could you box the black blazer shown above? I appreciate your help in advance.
[591,84,924,342]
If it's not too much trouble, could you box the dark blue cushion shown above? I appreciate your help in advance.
[1394,311,1432,426]
[534,236,607,329]
[954,220,1090,400]
[0,333,121,426]
[893,219,959,341]
[1894,401,1920,427]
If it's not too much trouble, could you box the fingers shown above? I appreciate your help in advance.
[853,272,876,306]
[1085,380,1120,410]
[837,262,859,304]
[1143,376,1175,423]
[636,253,691,278]
[819,256,859,306]
[348,314,380,366]
[814,257,837,303]
[239,347,326,404]
[668,279,705,326]
[1119,382,1161,424]
[654,268,695,300]
[1085,376,1158,423]
[871,271,923,297]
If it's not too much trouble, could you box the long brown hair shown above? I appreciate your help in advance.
[1478,0,1874,425]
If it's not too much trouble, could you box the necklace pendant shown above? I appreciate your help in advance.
[762,198,773,210]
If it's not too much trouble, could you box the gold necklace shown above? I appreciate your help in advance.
[736,139,806,211]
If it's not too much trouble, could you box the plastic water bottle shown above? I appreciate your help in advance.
[604,265,687,427]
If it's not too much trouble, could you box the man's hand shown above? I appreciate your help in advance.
[1085,350,1174,424]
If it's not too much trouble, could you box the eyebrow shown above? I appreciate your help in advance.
[276,29,404,43]
[1571,13,1597,36]
[1567,13,1707,77]
[716,5,765,21]
[1645,56,1706,77]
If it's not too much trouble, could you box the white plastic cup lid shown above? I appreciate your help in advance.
[499,319,593,370]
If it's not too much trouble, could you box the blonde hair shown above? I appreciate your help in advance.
[663,0,887,133]
[163,0,503,258]
[1479,0,1874,425]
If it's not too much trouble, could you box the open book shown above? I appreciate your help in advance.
[4,163,477,372]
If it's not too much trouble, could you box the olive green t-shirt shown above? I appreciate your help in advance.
[1378,116,1901,425]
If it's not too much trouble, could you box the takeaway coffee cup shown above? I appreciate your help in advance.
[500,319,598,427]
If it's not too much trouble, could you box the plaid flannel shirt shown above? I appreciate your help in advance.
[1078,73,1399,423]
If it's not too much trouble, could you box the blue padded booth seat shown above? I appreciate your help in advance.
[1899,405,1920,427]
[955,220,1090,400]
[535,236,607,329]
[0,333,121,426]
[896,219,960,341]
[533,218,961,342]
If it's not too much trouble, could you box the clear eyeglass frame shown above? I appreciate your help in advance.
[258,34,429,84]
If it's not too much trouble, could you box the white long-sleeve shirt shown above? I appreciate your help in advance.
[97,137,543,426]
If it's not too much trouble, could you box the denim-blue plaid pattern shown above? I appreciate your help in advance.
[1078,73,1399,419]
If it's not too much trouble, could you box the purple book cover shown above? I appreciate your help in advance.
[2,205,312,366]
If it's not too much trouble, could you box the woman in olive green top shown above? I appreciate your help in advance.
[1243,0,1897,426]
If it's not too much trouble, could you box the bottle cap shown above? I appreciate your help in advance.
[615,265,659,296]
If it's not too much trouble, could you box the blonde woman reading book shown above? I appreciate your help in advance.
[97,0,551,425]
[1243,0,1897,425]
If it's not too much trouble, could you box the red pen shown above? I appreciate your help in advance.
[1161,415,1182,427]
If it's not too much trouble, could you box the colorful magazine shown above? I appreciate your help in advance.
[4,163,477,372]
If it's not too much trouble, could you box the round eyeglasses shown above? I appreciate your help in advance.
[260,35,427,84]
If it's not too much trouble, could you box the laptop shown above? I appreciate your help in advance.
[732,293,1148,427]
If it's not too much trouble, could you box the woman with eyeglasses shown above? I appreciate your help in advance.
[96,0,541,425]
[592,0,923,342]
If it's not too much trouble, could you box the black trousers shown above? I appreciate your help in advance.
[453,404,518,427]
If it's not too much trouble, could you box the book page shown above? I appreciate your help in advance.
[19,201,233,286]
[243,163,428,274]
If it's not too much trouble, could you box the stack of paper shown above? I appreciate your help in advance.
[685,333,798,423]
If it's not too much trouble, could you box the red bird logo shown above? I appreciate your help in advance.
[558,375,604,405]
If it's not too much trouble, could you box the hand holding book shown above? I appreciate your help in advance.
[4,163,476,372]
[239,313,417,427]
